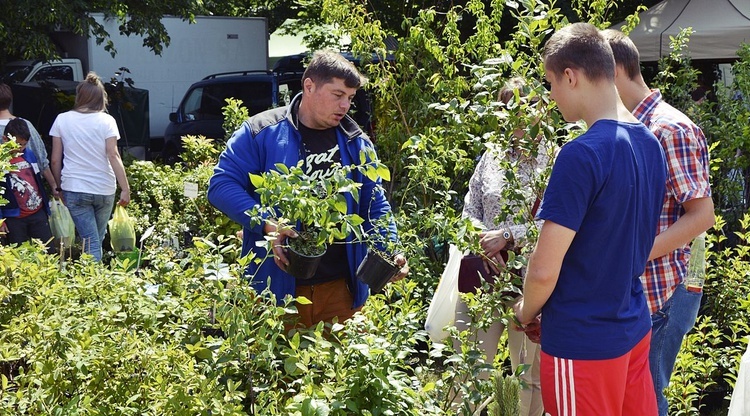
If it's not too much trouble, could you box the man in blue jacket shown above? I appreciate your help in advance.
[208,50,407,328]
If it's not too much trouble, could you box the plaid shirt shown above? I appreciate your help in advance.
[634,90,711,314]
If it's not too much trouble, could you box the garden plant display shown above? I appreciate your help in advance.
[2,1,750,415]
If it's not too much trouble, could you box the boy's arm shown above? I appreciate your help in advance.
[516,220,576,324]
[648,197,714,261]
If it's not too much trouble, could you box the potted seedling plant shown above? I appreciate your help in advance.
[246,149,390,280]
[355,213,403,293]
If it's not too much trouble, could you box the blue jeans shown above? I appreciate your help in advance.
[650,283,703,416]
[63,191,115,261]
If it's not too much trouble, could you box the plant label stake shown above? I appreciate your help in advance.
[137,225,155,272]
[184,181,204,222]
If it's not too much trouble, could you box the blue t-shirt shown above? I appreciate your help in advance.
[538,119,667,360]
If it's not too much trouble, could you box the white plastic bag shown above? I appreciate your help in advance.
[728,338,750,416]
[425,244,465,342]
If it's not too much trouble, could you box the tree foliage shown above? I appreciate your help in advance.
[0,0,300,64]
[0,0,197,64]
[0,0,660,65]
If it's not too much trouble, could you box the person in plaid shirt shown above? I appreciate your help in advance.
[603,29,715,416]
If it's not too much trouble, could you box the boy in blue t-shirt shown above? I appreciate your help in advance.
[512,22,667,415]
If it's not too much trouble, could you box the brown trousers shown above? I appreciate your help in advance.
[291,278,362,328]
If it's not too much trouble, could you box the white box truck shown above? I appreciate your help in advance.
[1,14,268,154]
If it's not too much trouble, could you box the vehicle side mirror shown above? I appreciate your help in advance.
[169,112,178,123]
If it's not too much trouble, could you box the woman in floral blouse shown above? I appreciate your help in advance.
[454,77,555,416]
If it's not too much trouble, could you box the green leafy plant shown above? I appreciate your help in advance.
[486,372,521,416]
[246,148,391,258]
[222,97,250,141]
[125,134,239,259]
[0,139,18,208]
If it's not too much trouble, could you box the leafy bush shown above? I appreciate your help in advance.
[124,135,239,256]
[0,242,247,414]
[705,215,750,328]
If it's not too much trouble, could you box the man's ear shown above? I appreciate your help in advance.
[613,64,621,79]
[303,78,314,94]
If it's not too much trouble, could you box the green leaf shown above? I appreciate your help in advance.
[249,173,264,188]
[296,295,312,305]
[275,163,290,174]
[333,196,347,214]
[191,346,213,360]
[376,165,391,182]
[363,166,379,182]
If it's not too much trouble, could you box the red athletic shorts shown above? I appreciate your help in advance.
[540,331,657,416]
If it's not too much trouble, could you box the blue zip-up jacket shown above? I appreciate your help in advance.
[207,94,397,307]
[1,147,51,219]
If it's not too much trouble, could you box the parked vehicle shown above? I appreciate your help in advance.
[161,68,305,164]
[0,13,268,157]
[162,52,378,164]
[0,59,84,84]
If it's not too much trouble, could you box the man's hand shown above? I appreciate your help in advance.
[390,253,409,282]
[522,319,542,344]
[264,221,298,271]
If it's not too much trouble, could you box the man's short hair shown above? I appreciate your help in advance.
[543,22,615,83]
[0,83,13,111]
[302,50,367,89]
[601,29,642,81]
[4,117,30,142]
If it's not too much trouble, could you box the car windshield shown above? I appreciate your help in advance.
[182,81,274,121]
[0,64,31,84]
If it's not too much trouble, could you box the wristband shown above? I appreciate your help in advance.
[55,187,62,192]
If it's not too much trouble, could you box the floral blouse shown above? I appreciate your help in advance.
[462,142,553,243]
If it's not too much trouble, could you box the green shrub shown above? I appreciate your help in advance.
[0,242,247,414]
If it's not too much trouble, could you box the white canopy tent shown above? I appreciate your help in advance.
[617,0,750,62]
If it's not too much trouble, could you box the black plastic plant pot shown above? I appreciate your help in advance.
[356,251,400,293]
[285,243,326,280]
